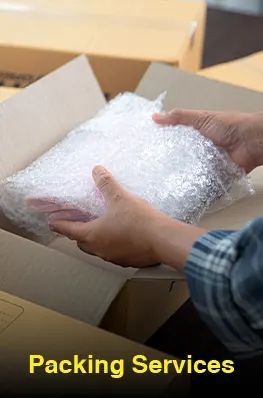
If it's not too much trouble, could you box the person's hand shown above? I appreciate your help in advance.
[153,110,263,173]
[49,166,166,268]
[49,166,205,269]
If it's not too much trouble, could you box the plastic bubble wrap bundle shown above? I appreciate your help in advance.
[0,92,253,242]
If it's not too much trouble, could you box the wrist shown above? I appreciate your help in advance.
[254,112,263,168]
[149,215,207,271]
[245,112,263,170]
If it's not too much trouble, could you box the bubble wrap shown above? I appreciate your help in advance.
[0,92,253,242]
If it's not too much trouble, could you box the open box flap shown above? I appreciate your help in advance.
[50,237,136,278]
[0,55,105,180]
[199,51,263,93]
[0,228,129,326]
[0,55,104,233]
[136,62,263,112]
[50,238,181,280]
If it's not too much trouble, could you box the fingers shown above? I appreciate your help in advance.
[153,109,216,131]
[49,219,93,241]
[92,165,125,202]
[27,198,64,212]
[49,209,93,222]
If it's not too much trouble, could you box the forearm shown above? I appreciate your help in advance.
[151,217,207,271]
[185,217,263,358]
[151,215,263,357]
[244,112,263,169]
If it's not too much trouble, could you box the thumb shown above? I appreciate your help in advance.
[92,165,124,202]
[49,218,95,240]
[153,109,216,131]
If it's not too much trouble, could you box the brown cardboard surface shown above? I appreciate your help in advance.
[101,279,189,342]
[0,56,105,187]
[0,0,206,97]
[0,291,189,396]
[199,51,263,93]
[50,232,182,280]
[0,86,20,101]
[0,56,187,342]
[200,166,263,230]
[0,228,128,327]
[177,0,206,71]
[137,63,263,229]
[136,62,263,112]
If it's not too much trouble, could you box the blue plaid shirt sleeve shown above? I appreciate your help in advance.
[185,217,263,358]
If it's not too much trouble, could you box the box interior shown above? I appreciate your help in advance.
[1,55,262,337]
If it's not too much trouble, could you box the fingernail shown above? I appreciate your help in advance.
[154,112,171,122]
[153,112,165,119]
[93,165,106,176]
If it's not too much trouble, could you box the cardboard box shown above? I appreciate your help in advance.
[0,0,206,97]
[0,56,188,343]
[0,86,20,102]
[199,51,263,93]
[0,291,189,396]
[1,56,262,345]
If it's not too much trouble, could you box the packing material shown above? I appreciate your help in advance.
[0,91,252,240]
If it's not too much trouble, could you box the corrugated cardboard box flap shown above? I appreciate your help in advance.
[199,51,263,93]
[51,237,181,280]
[0,228,129,326]
[0,55,105,178]
[136,63,263,112]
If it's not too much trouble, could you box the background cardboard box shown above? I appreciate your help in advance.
[0,0,206,97]
[199,51,263,93]
[0,291,189,396]
[0,86,20,102]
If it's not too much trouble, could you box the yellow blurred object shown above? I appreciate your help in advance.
[199,52,263,93]
[0,86,20,101]
[0,0,206,97]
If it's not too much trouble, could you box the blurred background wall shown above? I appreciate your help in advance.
[207,0,263,14]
